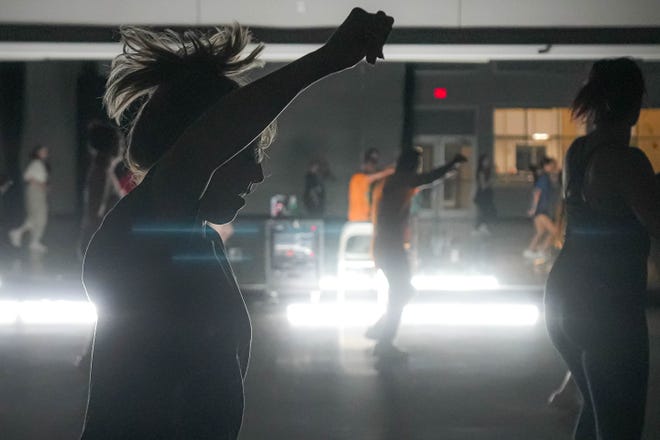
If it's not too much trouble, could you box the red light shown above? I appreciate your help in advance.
[433,88,447,99]
[310,225,317,232]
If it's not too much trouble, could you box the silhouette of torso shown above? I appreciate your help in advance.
[550,135,649,301]
[373,173,416,256]
[81,163,250,438]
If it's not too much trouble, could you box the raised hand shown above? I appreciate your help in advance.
[322,8,394,72]
[452,153,468,165]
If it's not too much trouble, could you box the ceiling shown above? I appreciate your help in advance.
[2,0,660,28]
[1,0,659,62]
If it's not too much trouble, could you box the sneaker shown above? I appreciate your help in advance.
[8,229,21,248]
[29,242,47,254]
[373,342,408,360]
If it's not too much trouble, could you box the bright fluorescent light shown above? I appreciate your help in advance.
[286,302,539,327]
[320,271,388,291]
[0,301,19,324]
[287,302,384,327]
[403,303,539,326]
[411,274,499,291]
[0,300,97,325]
[532,132,550,141]
[322,273,499,292]
[1,43,660,62]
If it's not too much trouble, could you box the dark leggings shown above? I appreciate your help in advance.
[474,190,496,228]
[372,245,414,344]
[545,265,648,440]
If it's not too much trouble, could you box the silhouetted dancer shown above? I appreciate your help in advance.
[366,148,467,359]
[473,154,497,235]
[303,159,329,217]
[79,9,393,439]
[79,121,122,258]
[545,58,660,440]
[9,145,50,254]
[524,157,560,260]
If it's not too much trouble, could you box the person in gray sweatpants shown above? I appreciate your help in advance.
[9,145,50,253]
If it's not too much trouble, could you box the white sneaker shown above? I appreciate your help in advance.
[8,229,21,248]
[29,242,47,254]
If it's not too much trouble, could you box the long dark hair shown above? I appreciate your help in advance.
[104,25,275,179]
[29,144,51,174]
[572,58,645,125]
[476,154,491,181]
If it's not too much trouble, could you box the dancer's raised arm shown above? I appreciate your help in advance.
[412,154,467,187]
[156,8,393,200]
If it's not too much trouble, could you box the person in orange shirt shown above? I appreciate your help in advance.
[347,148,394,221]
[367,147,467,359]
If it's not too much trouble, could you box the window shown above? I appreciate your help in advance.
[494,108,585,176]
[633,109,660,172]
[494,108,660,175]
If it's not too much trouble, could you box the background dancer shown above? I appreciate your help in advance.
[366,147,466,359]
[545,58,660,440]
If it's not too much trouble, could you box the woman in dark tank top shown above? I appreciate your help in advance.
[545,58,660,440]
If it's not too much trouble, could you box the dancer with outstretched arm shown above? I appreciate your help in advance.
[80,9,393,439]
[366,148,467,359]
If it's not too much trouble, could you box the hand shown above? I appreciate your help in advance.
[321,8,394,71]
[452,153,468,166]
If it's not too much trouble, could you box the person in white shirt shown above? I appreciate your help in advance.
[9,145,50,253]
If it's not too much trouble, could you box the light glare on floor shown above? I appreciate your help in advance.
[287,302,539,327]
[320,273,499,292]
[0,300,97,325]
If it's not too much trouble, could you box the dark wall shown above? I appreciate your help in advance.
[412,61,660,158]
[6,59,660,219]
[242,62,406,218]
[0,63,26,226]
[2,59,406,219]
[21,61,81,216]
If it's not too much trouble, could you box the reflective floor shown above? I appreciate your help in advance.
[1,217,659,439]
[3,292,660,439]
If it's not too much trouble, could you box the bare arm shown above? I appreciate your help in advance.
[366,166,395,183]
[411,154,466,187]
[153,9,393,205]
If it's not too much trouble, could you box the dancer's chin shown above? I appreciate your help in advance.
[203,196,245,225]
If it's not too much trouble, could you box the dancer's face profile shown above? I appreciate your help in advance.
[200,140,265,225]
[37,147,49,160]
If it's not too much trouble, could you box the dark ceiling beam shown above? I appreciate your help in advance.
[0,25,659,45]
